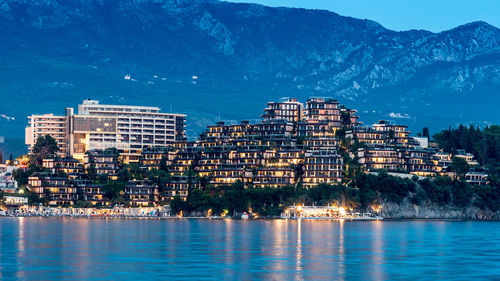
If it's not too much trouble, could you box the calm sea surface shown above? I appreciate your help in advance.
[0,218,499,280]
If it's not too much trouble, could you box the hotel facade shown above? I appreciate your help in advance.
[25,113,69,156]
[26,99,186,162]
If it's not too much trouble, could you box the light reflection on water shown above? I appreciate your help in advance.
[295,219,303,281]
[1,218,499,280]
[371,220,385,281]
[338,219,345,280]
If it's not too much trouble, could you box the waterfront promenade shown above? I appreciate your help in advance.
[1,205,169,218]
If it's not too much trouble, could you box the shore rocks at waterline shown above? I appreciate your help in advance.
[379,201,500,220]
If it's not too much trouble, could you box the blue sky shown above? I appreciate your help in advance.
[225,0,500,32]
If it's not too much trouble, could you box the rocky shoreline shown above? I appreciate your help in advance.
[380,201,500,220]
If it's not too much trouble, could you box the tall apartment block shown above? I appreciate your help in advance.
[303,98,341,126]
[26,99,186,163]
[25,114,69,156]
[346,120,411,146]
[261,98,303,123]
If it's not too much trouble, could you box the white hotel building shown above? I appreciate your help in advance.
[25,113,69,157]
[26,99,186,163]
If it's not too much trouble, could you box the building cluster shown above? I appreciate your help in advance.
[26,147,161,206]
[14,97,488,207]
[22,98,359,205]
[27,171,159,207]
[161,97,362,196]
[346,122,488,185]
[0,164,28,206]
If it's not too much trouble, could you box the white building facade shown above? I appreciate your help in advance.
[25,100,186,163]
[25,114,68,156]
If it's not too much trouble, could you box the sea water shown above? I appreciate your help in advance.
[0,218,499,280]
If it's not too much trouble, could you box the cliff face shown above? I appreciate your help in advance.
[380,200,500,220]
[0,0,499,139]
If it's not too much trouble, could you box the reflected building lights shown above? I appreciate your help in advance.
[74,219,91,279]
[269,220,286,279]
[16,217,26,279]
[222,219,234,280]
[17,217,25,254]
[338,219,345,279]
[371,220,386,281]
[295,219,303,281]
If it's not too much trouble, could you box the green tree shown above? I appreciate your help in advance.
[118,167,130,182]
[170,196,185,215]
[451,157,469,180]
[97,173,109,183]
[86,155,97,181]
[223,181,247,214]
[188,189,211,212]
[185,167,196,202]
[451,180,471,208]
[433,125,499,167]
[160,157,169,172]
[197,175,210,190]
[147,168,170,194]
[293,163,304,186]
[419,177,451,204]
[12,168,32,186]
[28,191,42,205]
[32,135,60,164]
[340,111,351,128]
[422,127,430,138]
[128,163,143,180]
[43,188,51,206]
[102,181,127,203]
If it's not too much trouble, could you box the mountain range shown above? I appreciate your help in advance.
[0,0,499,156]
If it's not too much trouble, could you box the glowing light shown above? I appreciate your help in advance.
[339,207,347,217]
[370,204,383,213]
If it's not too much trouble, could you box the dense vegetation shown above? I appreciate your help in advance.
[434,125,500,176]
[169,171,500,217]
[12,136,60,186]
[170,181,359,217]
[433,125,500,188]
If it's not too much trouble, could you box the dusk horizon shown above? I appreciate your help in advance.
[225,0,500,32]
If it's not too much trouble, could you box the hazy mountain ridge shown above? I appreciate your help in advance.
[0,0,499,148]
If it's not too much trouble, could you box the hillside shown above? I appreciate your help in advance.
[0,0,499,154]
